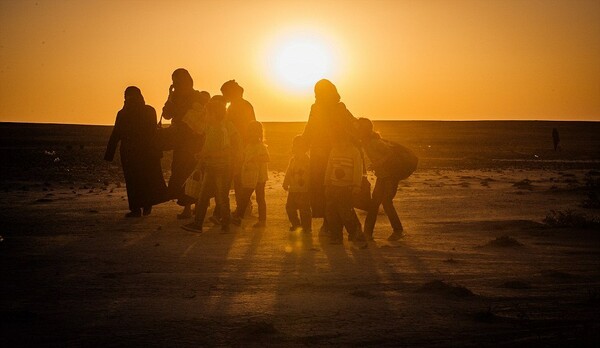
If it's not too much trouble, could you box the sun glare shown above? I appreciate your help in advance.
[270,36,334,92]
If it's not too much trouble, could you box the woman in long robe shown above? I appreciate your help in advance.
[301,79,358,233]
[105,86,168,217]
[161,68,208,219]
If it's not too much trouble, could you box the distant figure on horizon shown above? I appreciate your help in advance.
[301,79,358,236]
[552,127,560,151]
[162,68,209,219]
[220,80,256,216]
[283,135,312,233]
[232,121,270,228]
[104,86,168,217]
[357,118,404,241]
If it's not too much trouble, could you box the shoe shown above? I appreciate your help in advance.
[302,228,312,234]
[142,206,152,216]
[181,222,202,233]
[231,217,242,226]
[253,221,266,228]
[387,230,404,241]
[363,231,374,241]
[289,225,300,232]
[208,216,221,225]
[125,210,141,218]
[177,211,192,219]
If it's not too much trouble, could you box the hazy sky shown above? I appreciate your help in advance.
[1,0,599,124]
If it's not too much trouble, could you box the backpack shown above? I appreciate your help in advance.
[381,139,418,180]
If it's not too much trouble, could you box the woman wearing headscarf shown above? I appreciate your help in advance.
[105,86,168,217]
[161,68,209,219]
[301,79,358,234]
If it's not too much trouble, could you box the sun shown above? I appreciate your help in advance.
[271,36,334,91]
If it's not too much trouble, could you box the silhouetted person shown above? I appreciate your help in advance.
[552,127,560,151]
[324,130,364,246]
[182,96,241,233]
[283,135,312,233]
[358,118,404,241]
[232,121,270,228]
[220,80,256,216]
[105,86,167,217]
[301,79,358,235]
[162,68,208,219]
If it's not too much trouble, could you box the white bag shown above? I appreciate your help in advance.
[184,169,203,199]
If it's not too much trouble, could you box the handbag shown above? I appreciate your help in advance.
[353,176,372,212]
[184,169,203,199]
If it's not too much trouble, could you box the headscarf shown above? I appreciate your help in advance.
[123,86,145,110]
[314,79,340,105]
[172,68,193,88]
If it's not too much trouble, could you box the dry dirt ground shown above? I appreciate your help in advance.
[1,168,599,347]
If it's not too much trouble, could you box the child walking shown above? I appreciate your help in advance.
[283,135,312,232]
[357,118,404,241]
[232,121,269,228]
[182,96,240,233]
[324,131,365,246]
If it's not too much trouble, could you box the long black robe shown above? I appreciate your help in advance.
[105,104,168,210]
[162,90,205,206]
[302,102,357,218]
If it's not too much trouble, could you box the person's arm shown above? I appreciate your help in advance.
[352,147,363,193]
[161,86,176,120]
[300,105,316,146]
[282,158,293,190]
[104,113,122,161]
[324,152,333,187]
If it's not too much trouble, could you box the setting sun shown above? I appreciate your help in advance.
[269,34,336,92]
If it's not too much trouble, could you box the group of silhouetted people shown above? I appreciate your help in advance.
[105,69,408,244]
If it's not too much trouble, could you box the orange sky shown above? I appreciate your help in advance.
[1,0,599,124]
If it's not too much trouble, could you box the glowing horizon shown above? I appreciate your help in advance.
[0,0,599,125]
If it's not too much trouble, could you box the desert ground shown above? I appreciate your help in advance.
[1,121,599,346]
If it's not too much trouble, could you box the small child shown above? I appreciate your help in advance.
[182,96,240,233]
[232,121,269,228]
[324,131,364,246]
[283,135,312,232]
[357,117,404,241]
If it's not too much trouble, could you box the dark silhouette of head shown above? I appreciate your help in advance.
[206,95,227,122]
[314,79,340,105]
[171,68,194,91]
[220,80,244,102]
[292,135,309,155]
[199,91,211,105]
[246,121,264,143]
[357,117,374,139]
[124,86,145,108]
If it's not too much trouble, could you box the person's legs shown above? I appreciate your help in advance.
[214,165,232,231]
[364,177,385,238]
[182,169,214,232]
[255,182,266,224]
[298,192,312,232]
[381,178,403,231]
[286,193,301,229]
[326,187,343,244]
[337,187,358,240]
[232,187,253,225]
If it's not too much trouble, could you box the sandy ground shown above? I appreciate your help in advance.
[2,166,600,347]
